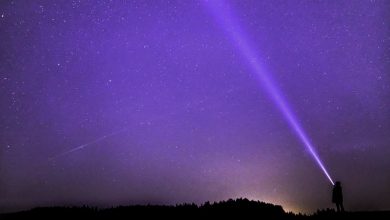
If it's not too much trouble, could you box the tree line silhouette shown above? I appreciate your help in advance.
[1,198,389,219]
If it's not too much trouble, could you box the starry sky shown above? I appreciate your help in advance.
[1,0,389,214]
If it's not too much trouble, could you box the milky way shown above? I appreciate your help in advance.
[0,0,389,213]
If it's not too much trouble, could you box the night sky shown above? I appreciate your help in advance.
[1,0,389,214]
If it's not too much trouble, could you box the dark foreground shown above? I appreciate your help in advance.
[1,198,389,220]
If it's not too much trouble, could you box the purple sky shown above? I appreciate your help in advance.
[1,0,389,213]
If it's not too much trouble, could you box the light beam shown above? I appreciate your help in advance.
[203,0,334,185]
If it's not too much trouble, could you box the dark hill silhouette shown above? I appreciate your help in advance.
[1,198,389,220]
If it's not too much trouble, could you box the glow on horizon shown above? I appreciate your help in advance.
[243,195,303,214]
[203,0,334,185]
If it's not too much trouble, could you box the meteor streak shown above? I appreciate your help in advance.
[49,127,128,160]
[203,0,334,185]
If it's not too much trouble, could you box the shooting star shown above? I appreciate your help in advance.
[49,127,128,160]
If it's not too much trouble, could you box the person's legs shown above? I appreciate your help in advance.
[336,203,340,212]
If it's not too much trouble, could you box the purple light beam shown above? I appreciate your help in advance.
[203,0,334,185]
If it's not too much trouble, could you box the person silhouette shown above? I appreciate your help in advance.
[332,181,344,212]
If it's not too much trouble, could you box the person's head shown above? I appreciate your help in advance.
[335,181,341,186]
